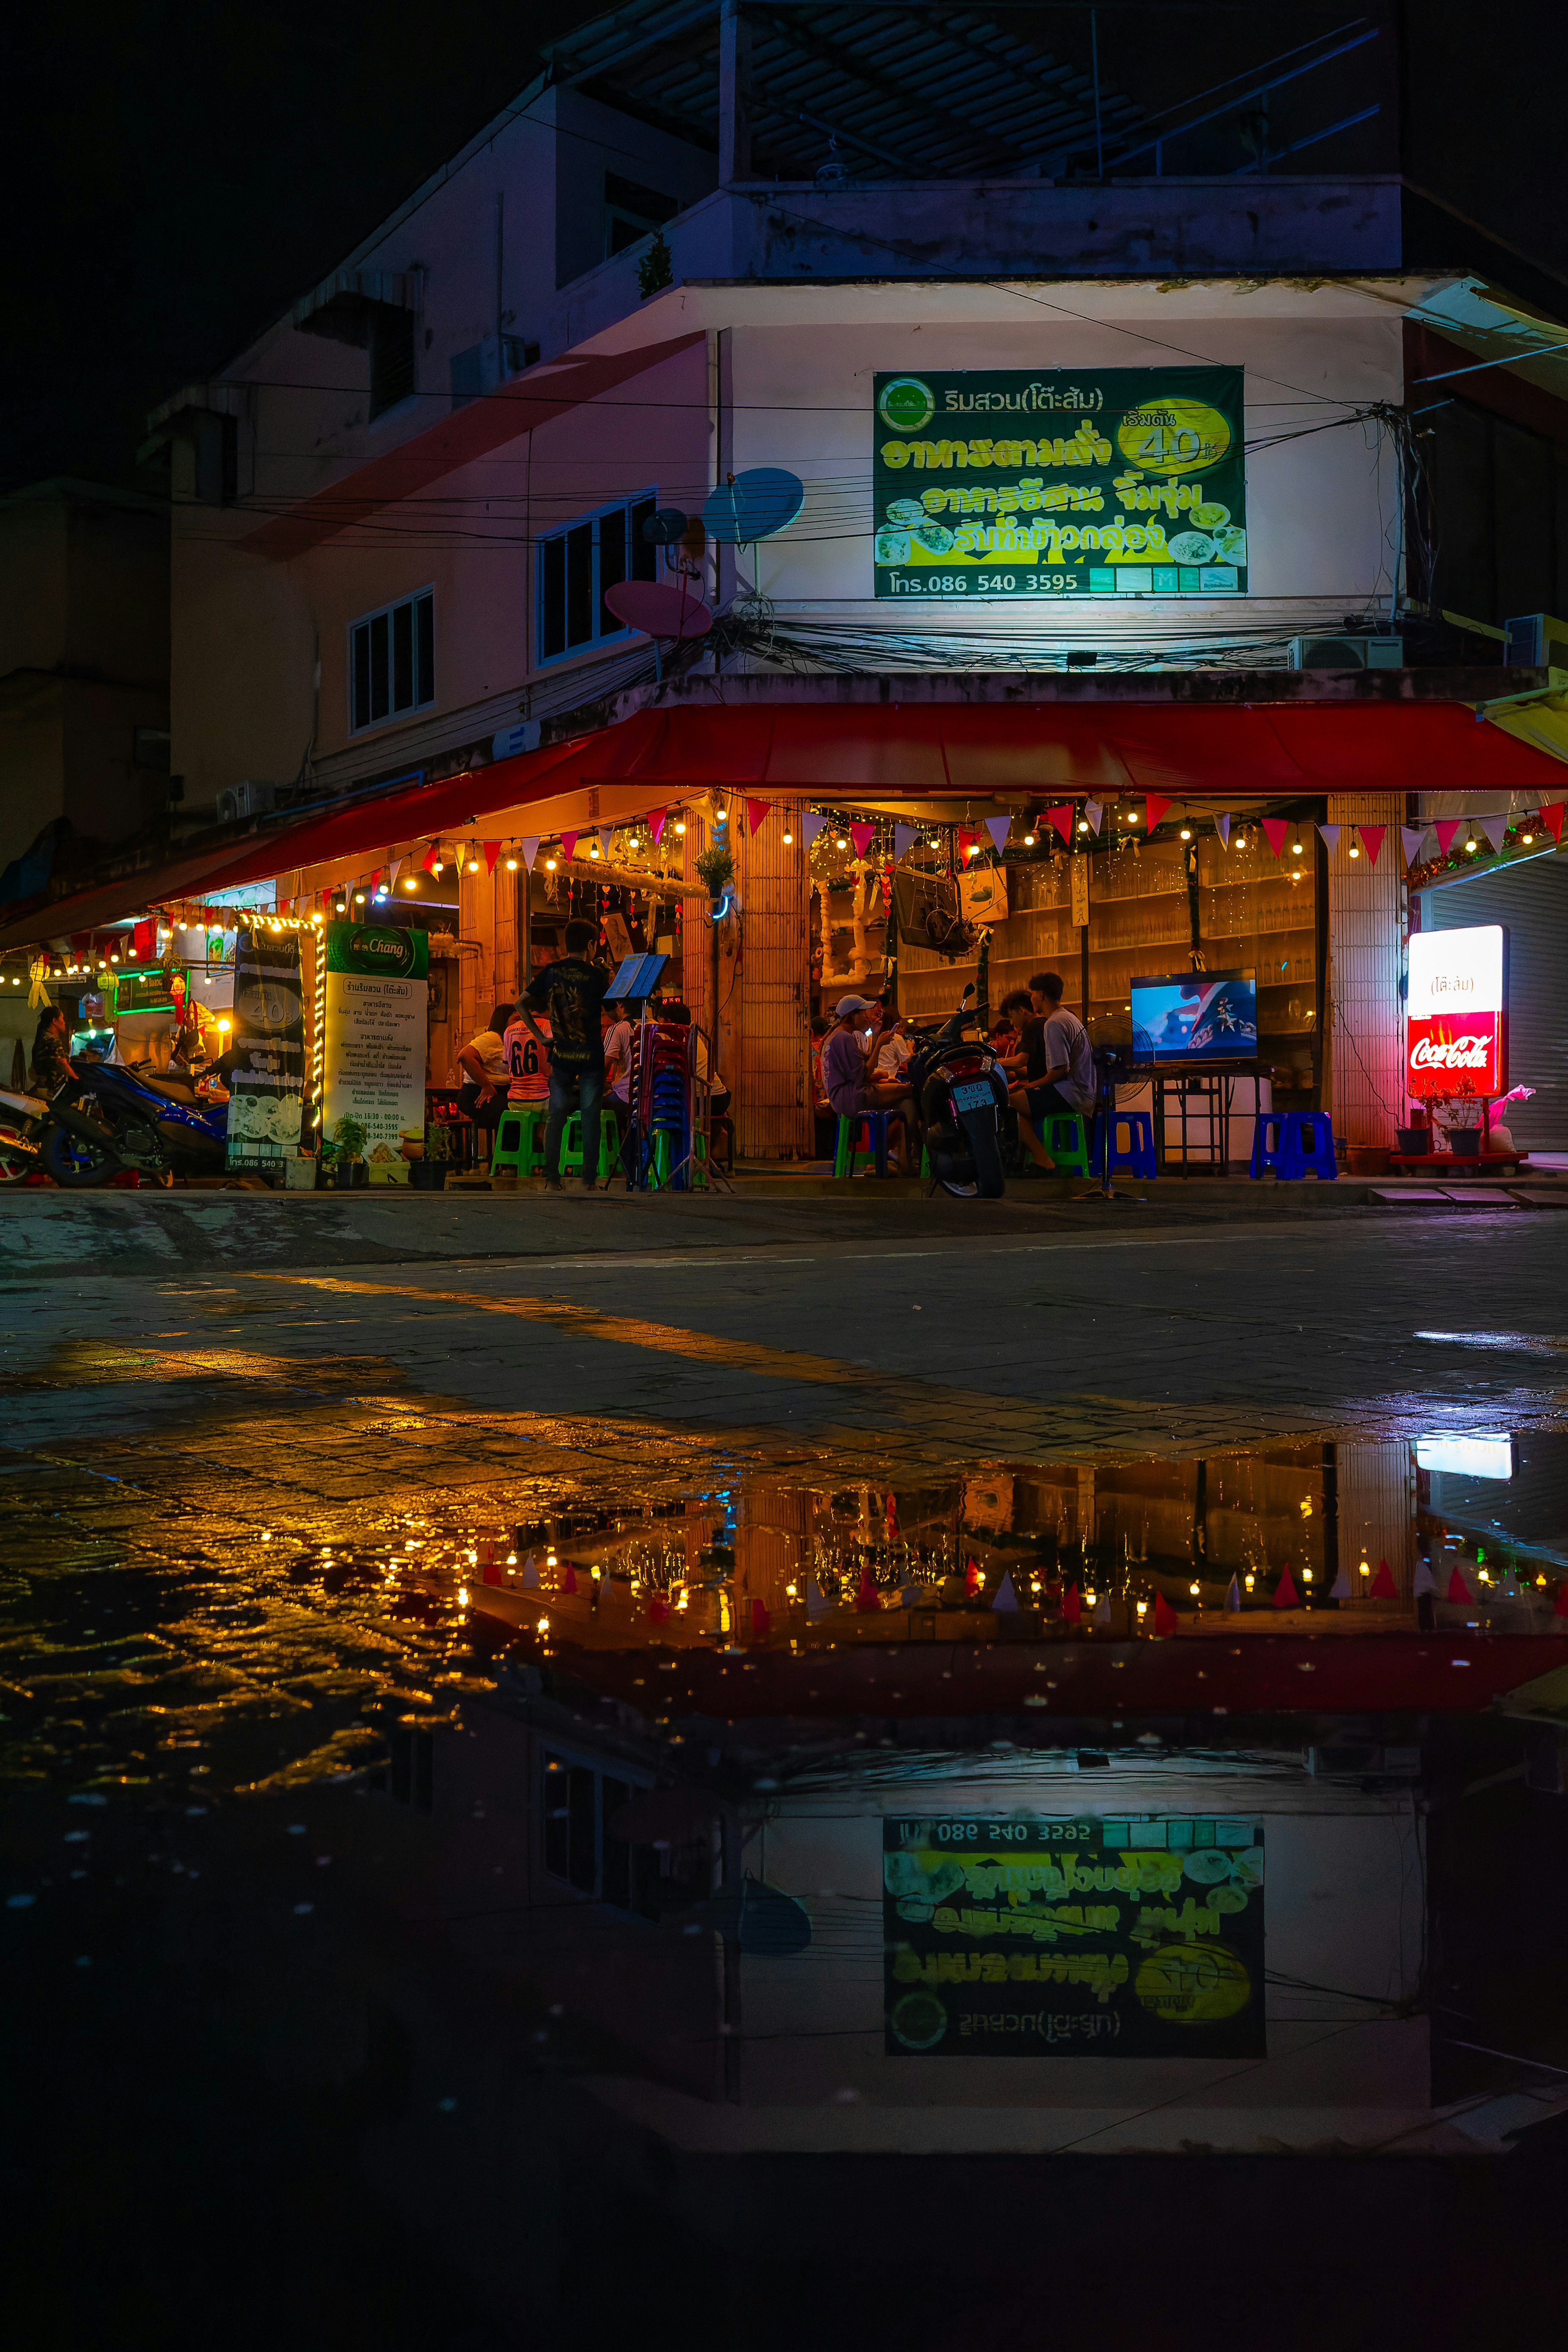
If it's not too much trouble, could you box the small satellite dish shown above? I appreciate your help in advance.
[702,467,805,543]
[641,507,688,545]
[604,579,713,638]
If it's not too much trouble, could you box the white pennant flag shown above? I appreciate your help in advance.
[388,857,403,885]
[1318,823,1341,855]
[1329,1566,1352,1601]
[520,1551,539,1589]
[806,1576,829,1619]
[992,1571,1019,1613]
[598,830,614,861]
[1083,799,1104,835]
[894,823,919,862]
[1479,812,1510,853]
[1225,1575,1241,1613]
[1216,813,1231,848]
[1412,1558,1435,1598]
[1400,825,1428,866]
[520,837,540,871]
[801,812,829,852]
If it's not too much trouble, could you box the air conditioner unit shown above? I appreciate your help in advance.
[216,780,278,824]
[1503,611,1568,667]
[1288,635,1405,670]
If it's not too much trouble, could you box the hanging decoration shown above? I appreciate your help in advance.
[1045,804,1074,844]
[746,798,771,836]
[1144,795,1172,829]
[1260,818,1290,858]
[597,831,614,861]
[984,815,1011,855]
[849,821,876,858]
[1273,1561,1300,1607]
[1082,800,1104,836]
[956,827,980,863]
[1412,1559,1434,1599]
[388,858,403,886]
[801,811,829,851]
[806,1577,829,1619]
[964,1557,982,1597]
[1215,814,1232,848]
[1433,818,1464,856]
[1225,1575,1241,1612]
[751,1596,771,1636]
[1478,813,1509,853]
[422,843,441,875]
[1446,1564,1471,1603]
[1541,803,1566,843]
[1152,1590,1178,1636]
[1359,824,1385,867]
[648,808,668,844]
[520,837,540,871]
[1370,1557,1398,1597]
[560,831,579,864]
[894,823,919,862]
[482,842,501,876]
[1330,1565,1352,1600]
[1400,826,1428,865]
[854,1562,881,1612]
[1318,823,1341,855]
[992,1572,1019,1613]
[1060,1582,1082,1623]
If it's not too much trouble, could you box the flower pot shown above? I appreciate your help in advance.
[1449,1130,1482,1158]
[410,1160,447,1190]
[1394,1126,1428,1155]
[1347,1146,1390,1177]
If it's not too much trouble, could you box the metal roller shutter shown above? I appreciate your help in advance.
[1423,855,1568,1148]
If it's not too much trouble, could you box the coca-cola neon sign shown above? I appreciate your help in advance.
[1406,924,1508,1099]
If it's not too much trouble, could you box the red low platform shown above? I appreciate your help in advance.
[1386,1151,1527,1174]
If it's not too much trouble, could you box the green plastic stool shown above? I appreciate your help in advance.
[834,1111,895,1177]
[561,1107,620,1182]
[490,1104,547,1177]
[1040,1111,1092,1176]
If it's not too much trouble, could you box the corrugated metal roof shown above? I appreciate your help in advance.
[543,0,1145,182]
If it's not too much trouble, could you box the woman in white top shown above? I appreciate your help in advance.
[457,1003,516,1157]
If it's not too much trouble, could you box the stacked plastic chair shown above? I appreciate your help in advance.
[629,1014,704,1190]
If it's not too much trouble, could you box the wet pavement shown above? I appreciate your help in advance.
[4,1205,1568,2346]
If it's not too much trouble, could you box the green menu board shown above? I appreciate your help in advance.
[873,367,1247,601]
[883,1814,1265,2058]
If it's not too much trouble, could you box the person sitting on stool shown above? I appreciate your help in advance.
[457,1004,517,1163]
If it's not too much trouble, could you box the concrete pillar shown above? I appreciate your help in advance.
[1325,790,1407,1149]
[718,0,752,184]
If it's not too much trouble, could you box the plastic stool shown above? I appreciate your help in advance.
[489,1105,546,1178]
[1250,1112,1290,1180]
[561,1106,620,1182]
[1039,1111,1092,1176]
[1281,1109,1339,1181]
[1093,1107,1157,1180]
[834,1111,892,1177]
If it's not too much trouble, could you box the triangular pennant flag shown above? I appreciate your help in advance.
[957,828,979,863]
[1261,818,1290,858]
[899,1576,924,1608]
[369,868,383,897]
[1446,1564,1471,1604]
[561,1561,578,1593]
[521,1551,539,1588]
[746,798,771,836]
[1318,823,1341,854]
[1153,1590,1178,1636]
[1370,1556,1398,1599]
[484,841,502,875]
[1330,1566,1351,1600]
[801,811,828,851]
[984,815,1012,855]
[648,808,668,844]
[1401,826,1428,866]
[1216,814,1232,848]
[1541,803,1566,844]
[894,823,919,862]
[483,1555,503,1586]
[1555,1578,1568,1618]
[806,1576,829,1620]
[992,1571,1019,1613]
[1083,800,1104,836]
[1061,1582,1082,1624]
[1359,824,1385,867]
[560,831,579,864]
[1093,1593,1111,1626]
[520,837,540,871]
[1144,795,1171,829]
[388,858,403,885]
[884,1493,899,1535]
[751,1595,770,1636]
[648,1592,670,1622]
[854,1562,881,1612]
[849,821,876,858]
[1273,1561,1300,1608]
[1413,1559,1435,1598]
[964,1556,982,1597]
[1479,813,1509,853]
[1047,804,1074,844]
[422,843,442,874]
[597,830,614,862]
[1434,818,1463,855]
[1225,1575,1241,1613]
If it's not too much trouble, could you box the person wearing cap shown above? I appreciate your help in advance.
[821,994,913,1174]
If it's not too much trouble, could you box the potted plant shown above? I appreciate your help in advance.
[411,1119,450,1190]
[331,1114,369,1187]
[694,841,735,915]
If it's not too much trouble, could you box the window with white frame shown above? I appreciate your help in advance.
[350,588,434,733]
[537,492,658,664]
[541,1749,662,1916]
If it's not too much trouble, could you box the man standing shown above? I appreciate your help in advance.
[1025,971,1097,1125]
[601,998,637,1186]
[517,921,610,1191]
[821,993,913,1174]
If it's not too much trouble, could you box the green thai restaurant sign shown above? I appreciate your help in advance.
[323,921,430,979]
[873,366,1247,602]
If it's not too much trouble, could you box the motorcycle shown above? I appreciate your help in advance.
[38,1059,230,1187]
[907,982,1011,1199]
[0,1086,47,1183]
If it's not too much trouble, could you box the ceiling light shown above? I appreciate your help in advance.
[1126,811,1139,823]
[506,856,518,869]
[836,836,847,848]
[1023,832,1036,846]
[1179,826,1192,841]
[334,901,346,913]
[588,845,600,859]
[1522,831,1535,844]
[1464,837,1478,853]
[714,808,728,825]
[782,830,793,844]
[1291,840,1303,854]
[403,877,417,889]
[354,892,365,904]
[545,858,557,871]
[1078,819,1090,835]
[675,820,686,835]
[964,841,979,856]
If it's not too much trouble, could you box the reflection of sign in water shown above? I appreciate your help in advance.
[1416,1432,1513,1480]
[1407,925,1508,1098]
[323,970,427,1173]
[883,1816,1264,2058]
[226,929,304,1165]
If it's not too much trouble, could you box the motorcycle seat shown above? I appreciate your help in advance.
[0,1089,48,1120]
[132,1074,204,1107]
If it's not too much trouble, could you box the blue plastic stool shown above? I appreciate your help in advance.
[490,1104,546,1176]
[835,1111,892,1177]
[1093,1107,1157,1180]
[1250,1112,1291,1180]
[1281,1110,1338,1180]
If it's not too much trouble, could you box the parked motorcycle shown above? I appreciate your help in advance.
[38,1060,230,1186]
[0,1086,47,1183]
[906,983,1011,1198]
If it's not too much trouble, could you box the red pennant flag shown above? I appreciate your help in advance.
[483,841,502,875]
[1046,804,1074,844]
[956,828,978,863]
[369,868,382,895]
[648,809,668,844]
[751,1595,770,1636]
[1261,818,1290,859]
[422,842,441,874]
[1447,1565,1471,1603]
[648,1593,670,1622]
[849,821,875,858]
[1273,1561,1300,1608]
[560,832,579,864]
[1061,1583,1082,1624]
[1359,824,1385,868]
[854,1564,881,1613]
[1434,818,1464,855]
[1541,803,1566,845]
[561,1562,577,1594]
[746,798,770,837]
[964,1556,982,1597]
[1370,1557,1398,1598]
[483,1558,503,1586]
[131,918,155,960]
[1153,1590,1178,1636]
[1144,795,1171,830]
[885,1493,899,1535]
[1554,1579,1568,1618]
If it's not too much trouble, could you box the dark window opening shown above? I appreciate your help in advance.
[540,537,567,661]
[536,492,660,664]
[566,521,595,648]
[369,303,416,419]
[1419,394,1568,628]
[389,1726,434,1810]
[350,589,434,732]
[542,1753,659,1915]
[604,172,679,260]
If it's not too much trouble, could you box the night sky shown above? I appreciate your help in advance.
[6,0,1565,497]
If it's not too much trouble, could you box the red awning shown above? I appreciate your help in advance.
[5,695,1565,952]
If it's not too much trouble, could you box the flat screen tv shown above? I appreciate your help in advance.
[1130,970,1257,1062]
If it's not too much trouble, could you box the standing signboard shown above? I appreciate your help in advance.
[883,1815,1265,2058]
[322,922,429,1180]
[874,366,1246,603]
[1406,925,1508,1100]
[225,927,305,1173]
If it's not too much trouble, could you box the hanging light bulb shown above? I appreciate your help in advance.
[544,858,557,871]
[1348,844,1361,859]
[588,845,600,859]
[836,836,848,849]
[1023,833,1036,846]
[1291,840,1303,854]
[506,855,518,869]
[782,829,793,843]
[1522,831,1535,844]
[1464,837,1478,853]
[404,876,417,889]
[354,892,365,904]
[675,820,686,835]
[1189,1579,1200,1596]
[1078,819,1091,835]
[1179,826,1192,841]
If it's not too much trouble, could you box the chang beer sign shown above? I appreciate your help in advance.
[323,921,430,979]
[873,366,1246,602]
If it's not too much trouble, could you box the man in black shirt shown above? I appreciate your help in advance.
[517,921,611,1190]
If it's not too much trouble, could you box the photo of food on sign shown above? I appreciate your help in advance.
[873,367,1247,601]
[883,1817,1265,2058]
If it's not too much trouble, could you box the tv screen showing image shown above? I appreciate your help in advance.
[1130,970,1258,1062]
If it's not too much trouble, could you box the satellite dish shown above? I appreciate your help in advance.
[641,506,688,545]
[604,580,713,639]
[702,467,805,544]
